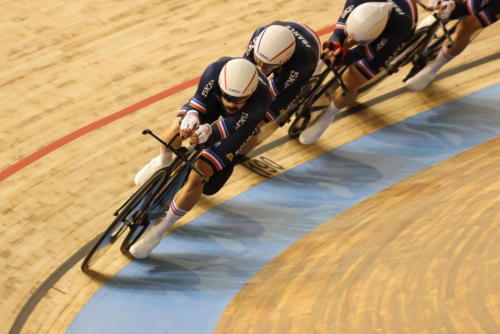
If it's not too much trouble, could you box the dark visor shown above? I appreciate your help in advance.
[222,92,252,104]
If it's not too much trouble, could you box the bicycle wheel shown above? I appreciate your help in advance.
[289,72,342,138]
[288,76,323,138]
[277,76,319,128]
[120,166,190,252]
[81,168,169,271]
[402,21,459,82]
[120,148,201,252]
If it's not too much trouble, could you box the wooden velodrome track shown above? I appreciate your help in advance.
[2,0,500,333]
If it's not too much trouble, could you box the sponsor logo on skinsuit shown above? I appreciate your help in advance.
[202,80,214,97]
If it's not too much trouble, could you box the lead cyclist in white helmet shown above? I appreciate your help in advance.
[130,57,271,258]
[300,0,418,144]
[243,22,321,124]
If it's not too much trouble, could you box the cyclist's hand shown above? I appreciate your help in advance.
[321,41,347,67]
[432,0,455,19]
[194,123,212,144]
[180,111,200,133]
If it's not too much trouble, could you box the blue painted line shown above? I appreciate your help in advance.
[68,83,500,334]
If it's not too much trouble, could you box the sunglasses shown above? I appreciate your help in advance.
[222,92,252,104]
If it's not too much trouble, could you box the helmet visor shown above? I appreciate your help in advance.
[253,53,281,71]
[222,91,252,104]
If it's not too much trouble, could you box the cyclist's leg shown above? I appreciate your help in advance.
[135,115,184,186]
[300,30,415,145]
[201,125,261,195]
[407,13,492,91]
[300,65,367,144]
[130,159,214,258]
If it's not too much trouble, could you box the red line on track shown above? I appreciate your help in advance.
[0,26,335,183]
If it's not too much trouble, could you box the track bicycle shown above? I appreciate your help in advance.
[81,130,208,272]
[277,0,460,138]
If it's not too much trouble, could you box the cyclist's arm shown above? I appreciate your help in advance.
[268,62,313,99]
[449,1,500,21]
[209,96,269,143]
[327,0,358,45]
[243,27,266,60]
[179,61,222,117]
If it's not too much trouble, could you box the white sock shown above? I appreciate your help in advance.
[149,200,187,237]
[427,45,455,74]
[314,59,326,76]
[159,148,173,165]
[321,100,341,122]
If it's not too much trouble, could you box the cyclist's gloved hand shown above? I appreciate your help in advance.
[180,111,200,130]
[435,0,455,19]
[321,41,347,67]
[180,111,200,139]
[194,123,212,144]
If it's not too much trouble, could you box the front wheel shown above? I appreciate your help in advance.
[288,110,311,138]
[81,169,169,271]
[120,159,192,252]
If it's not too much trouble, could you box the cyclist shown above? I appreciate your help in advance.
[299,0,418,144]
[130,58,271,258]
[406,0,500,91]
[243,22,321,122]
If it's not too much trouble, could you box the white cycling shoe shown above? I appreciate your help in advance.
[299,107,338,145]
[134,156,169,186]
[129,230,162,259]
[405,65,438,92]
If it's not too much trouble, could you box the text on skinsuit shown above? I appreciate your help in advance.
[202,80,214,97]
[384,42,407,66]
[235,112,249,131]
[286,26,311,48]
[284,71,300,89]
[342,5,354,18]
[235,132,254,156]
[245,37,258,57]
[387,0,406,15]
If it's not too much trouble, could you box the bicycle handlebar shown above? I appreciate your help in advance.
[320,57,349,97]
[415,0,455,48]
[141,129,209,183]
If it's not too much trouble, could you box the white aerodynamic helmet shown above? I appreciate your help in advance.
[345,2,393,45]
[254,25,296,68]
[218,58,258,103]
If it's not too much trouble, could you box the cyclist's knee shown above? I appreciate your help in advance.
[459,15,483,35]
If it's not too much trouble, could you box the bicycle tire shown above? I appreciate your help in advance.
[120,165,190,252]
[288,72,344,138]
[120,147,202,252]
[278,76,319,128]
[81,169,169,271]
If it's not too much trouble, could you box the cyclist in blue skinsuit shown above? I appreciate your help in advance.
[406,0,500,91]
[300,0,418,144]
[130,57,271,258]
[243,22,321,122]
